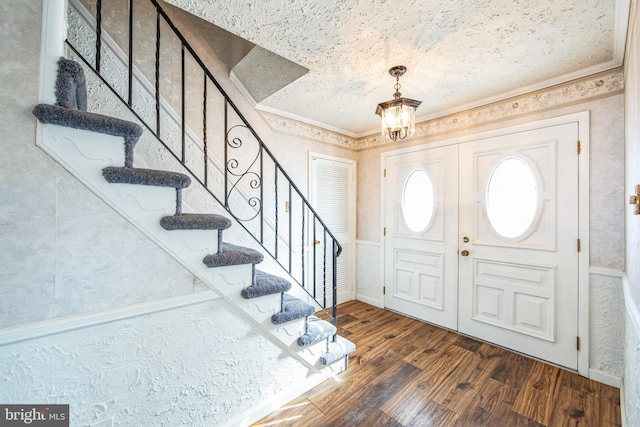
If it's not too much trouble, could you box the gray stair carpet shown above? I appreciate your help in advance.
[271,294,316,325]
[203,242,264,268]
[32,58,144,168]
[160,213,232,231]
[102,167,191,189]
[55,57,87,111]
[32,104,143,141]
[297,315,337,347]
[320,336,356,366]
[241,270,291,299]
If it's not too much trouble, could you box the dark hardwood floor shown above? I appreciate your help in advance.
[252,300,621,427]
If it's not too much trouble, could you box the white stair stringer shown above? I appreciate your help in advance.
[36,122,347,377]
[209,267,343,369]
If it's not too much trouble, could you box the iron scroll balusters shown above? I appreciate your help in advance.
[65,0,342,333]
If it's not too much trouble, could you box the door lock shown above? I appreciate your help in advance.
[463,236,469,243]
[461,250,470,257]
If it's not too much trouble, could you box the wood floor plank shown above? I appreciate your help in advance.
[406,398,460,427]
[447,376,506,426]
[490,348,534,391]
[318,362,421,426]
[379,341,472,424]
[490,402,546,427]
[250,397,325,427]
[252,301,621,427]
[512,360,563,425]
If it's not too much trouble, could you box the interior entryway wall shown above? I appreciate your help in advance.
[355,92,624,385]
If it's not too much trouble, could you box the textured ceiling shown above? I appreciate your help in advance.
[164,0,628,137]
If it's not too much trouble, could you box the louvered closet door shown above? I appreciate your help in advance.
[310,154,356,305]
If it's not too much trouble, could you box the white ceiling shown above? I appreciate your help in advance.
[165,0,629,138]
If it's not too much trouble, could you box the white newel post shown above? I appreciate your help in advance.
[38,0,68,105]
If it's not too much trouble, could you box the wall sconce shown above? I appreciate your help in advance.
[375,65,422,142]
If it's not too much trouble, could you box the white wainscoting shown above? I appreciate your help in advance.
[589,267,625,388]
[622,273,640,427]
[356,240,383,307]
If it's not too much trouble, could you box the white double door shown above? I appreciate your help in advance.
[384,122,580,369]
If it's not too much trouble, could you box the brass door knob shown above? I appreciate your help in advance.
[461,250,469,257]
[315,240,321,245]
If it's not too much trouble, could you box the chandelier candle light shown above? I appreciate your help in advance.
[375,65,422,141]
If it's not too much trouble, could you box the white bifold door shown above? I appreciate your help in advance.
[384,121,580,370]
[310,154,356,305]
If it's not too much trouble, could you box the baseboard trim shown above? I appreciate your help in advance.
[0,291,220,347]
[588,368,621,388]
[590,266,624,278]
[356,294,382,308]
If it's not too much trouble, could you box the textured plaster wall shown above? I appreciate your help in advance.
[0,0,196,329]
[0,2,331,425]
[0,298,308,426]
[589,271,624,377]
[624,0,640,424]
[624,312,640,427]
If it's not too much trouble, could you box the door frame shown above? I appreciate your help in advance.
[308,152,357,303]
[380,111,590,375]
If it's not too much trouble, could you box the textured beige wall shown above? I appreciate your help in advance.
[0,0,196,329]
[624,0,640,425]
[356,93,625,271]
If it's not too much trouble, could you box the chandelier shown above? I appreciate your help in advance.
[375,65,422,141]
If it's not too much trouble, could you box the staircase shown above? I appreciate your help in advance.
[33,56,354,370]
[33,0,354,379]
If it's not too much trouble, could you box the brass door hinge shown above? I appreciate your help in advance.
[384,227,386,236]
[577,140,581,155]
[577,238,581,253]
[285,201,290,213]
[384,168,387,177]
[383,286,386,295]
[576,336,581,351]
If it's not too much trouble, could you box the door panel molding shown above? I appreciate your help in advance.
[380,111,590,376]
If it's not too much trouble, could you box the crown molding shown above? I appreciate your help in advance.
[258,68,623,151]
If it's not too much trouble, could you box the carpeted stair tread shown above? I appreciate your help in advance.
[320,336,356,366]
[33,104,143,140]
[241,270,291,299]
[271,294,316,325]
[102,166,191,188]
[297,316,337,347]
[202,242,264,268]
[160,213,232,231]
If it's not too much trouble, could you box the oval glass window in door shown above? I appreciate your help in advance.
[402,169,435,232]
[486,157,538,238]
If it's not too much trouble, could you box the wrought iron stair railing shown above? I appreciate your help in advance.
[65,0,342,330]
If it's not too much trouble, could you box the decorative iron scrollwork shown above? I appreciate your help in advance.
[225,124,262,222]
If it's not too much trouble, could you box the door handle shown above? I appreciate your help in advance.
[461,250,469,256]
[315,240,321,245]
